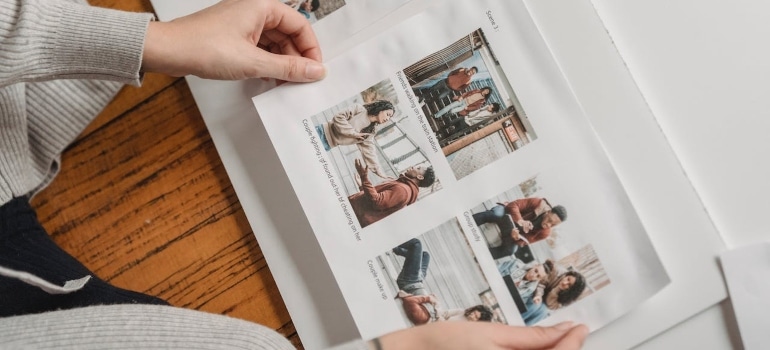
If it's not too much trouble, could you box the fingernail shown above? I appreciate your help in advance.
[553,321,574,331]
[305,62,326,80]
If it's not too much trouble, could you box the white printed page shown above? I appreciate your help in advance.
[254,0,669,339]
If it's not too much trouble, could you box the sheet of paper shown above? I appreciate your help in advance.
[721,242,770,350]
[255,0,668,340]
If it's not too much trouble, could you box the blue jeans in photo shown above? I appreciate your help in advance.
[521,296,550,326]
[473,205,519,259]
[393,238,430,295]
[315,124,332,151]
[416,79,452,102]
[434,100,468,118]
[472,204,506,225]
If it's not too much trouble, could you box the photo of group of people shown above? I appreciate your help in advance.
[281,0,345,24]
[403,29,538,179]
[311,79,441,229]
[469,177,610,325]
[376,220,507,327]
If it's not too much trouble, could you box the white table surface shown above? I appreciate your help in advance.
[591,1,770,349]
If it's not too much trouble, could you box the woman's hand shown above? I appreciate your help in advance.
[374,321,588,350]
[354,133,370,142]
[511,228,522,241]
[517,219,534,233]
[143,0,325,82]
[354,172,363,187]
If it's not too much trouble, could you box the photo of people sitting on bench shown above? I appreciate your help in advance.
[472,197,567,259]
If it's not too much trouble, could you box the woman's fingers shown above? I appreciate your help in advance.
[377,321,588,350]
[553,325,590,350]
[261,1,322,61]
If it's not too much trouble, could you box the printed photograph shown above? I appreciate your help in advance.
[403,29,538,179]
[311,79,441,229]
[376,220,507,326]
[469,177,610,325]
[281,0,346,24]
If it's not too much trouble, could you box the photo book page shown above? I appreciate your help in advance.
[253,0,669,340]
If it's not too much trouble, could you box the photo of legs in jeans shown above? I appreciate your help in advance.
[472,204,520,259]
[434,100,468,119]
[379,220,511,326]
[416,79,452,102]
[393,238,431,296]
[392,238,436,325]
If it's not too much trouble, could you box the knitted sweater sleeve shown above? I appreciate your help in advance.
[0,0,153,88]
[0,303,375,350]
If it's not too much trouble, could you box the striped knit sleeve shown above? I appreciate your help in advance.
[0,0,153,87]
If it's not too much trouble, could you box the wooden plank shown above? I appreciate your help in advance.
[442,117,509,155]
[79,74,181,140]
[89,0,154,13]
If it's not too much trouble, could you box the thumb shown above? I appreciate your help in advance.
[254,50,326,82]
[497,322,576,349]
[553,325,589,350]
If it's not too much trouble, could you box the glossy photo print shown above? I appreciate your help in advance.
[376,219,508,327]
[404,28,538,180]
[469,176,610,325]
[311,79,441,229]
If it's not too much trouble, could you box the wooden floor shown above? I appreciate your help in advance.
[30,0,301,348]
